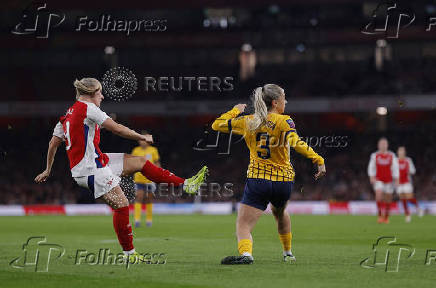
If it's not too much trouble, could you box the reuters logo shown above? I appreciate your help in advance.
[102,67,137,102]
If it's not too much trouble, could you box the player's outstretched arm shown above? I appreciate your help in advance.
[35,136,63,183]
[211,104,246,134]
[102,118,153,143]
[288,132,326,180]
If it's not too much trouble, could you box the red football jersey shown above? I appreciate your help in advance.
[398,157,416,184]
[368,151,399,183]
[53,100,110,177]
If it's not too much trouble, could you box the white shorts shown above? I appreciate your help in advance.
[396,183,413,194]
[374,181,394,194]
[74,153,124,199]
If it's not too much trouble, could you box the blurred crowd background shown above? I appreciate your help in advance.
[1,114,435,204]
[1,0,436,204]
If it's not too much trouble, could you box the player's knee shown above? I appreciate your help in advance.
[119,197,129,208]
[272,206,285,219]
[139,156,148,166]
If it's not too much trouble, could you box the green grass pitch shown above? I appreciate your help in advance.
[1,214,435,288]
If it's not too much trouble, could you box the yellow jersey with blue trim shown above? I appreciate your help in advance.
[211,107,324,182]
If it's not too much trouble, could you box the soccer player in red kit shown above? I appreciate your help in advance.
[367,138,399,224]
[396,146,423,222]
[35,78,208,260]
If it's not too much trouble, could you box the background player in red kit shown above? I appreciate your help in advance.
[34,78,208,260]
[367,138,399,224]
[396,146,423,222]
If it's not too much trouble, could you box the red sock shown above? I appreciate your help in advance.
[376,201,383,217]
[402,199,410,216]
[408,198,418,207]
[384,202,391,219]
[113,206,134,252]
[141,160,185,186]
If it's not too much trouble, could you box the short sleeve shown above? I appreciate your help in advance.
[87,104,110,125]
[53,122,65,141]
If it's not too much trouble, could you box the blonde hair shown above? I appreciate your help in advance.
[73,78,102,99]
[248,84,284,131]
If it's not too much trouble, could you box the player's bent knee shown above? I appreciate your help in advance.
[139,156,147,166]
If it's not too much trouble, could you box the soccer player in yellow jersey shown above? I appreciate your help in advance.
[213,84,326,265]
[131,131,160,227]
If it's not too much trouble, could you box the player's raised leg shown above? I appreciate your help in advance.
[272,205,295,263]
[121,154,208,194]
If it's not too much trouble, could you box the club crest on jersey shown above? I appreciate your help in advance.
[286,119,295,129]
[66,108,74,116]
[266,121,276,129]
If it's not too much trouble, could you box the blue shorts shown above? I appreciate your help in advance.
[134,183,156,193]
[241,178,293,211]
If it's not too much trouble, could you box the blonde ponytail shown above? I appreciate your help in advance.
[248,84,284,131]
[73,78,102,99]
[248,87,268,131]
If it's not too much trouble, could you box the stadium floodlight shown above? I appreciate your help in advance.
[376,39,387,48]
[376,106,388,115]
[104,46,115,55]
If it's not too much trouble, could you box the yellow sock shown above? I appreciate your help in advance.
[279,232,292,252]
[238,239,253,256]
[134,203,142,223]
[146,203,153,223]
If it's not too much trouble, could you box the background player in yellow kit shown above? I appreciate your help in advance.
[212,84,326,265]
[131,131,160,227]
